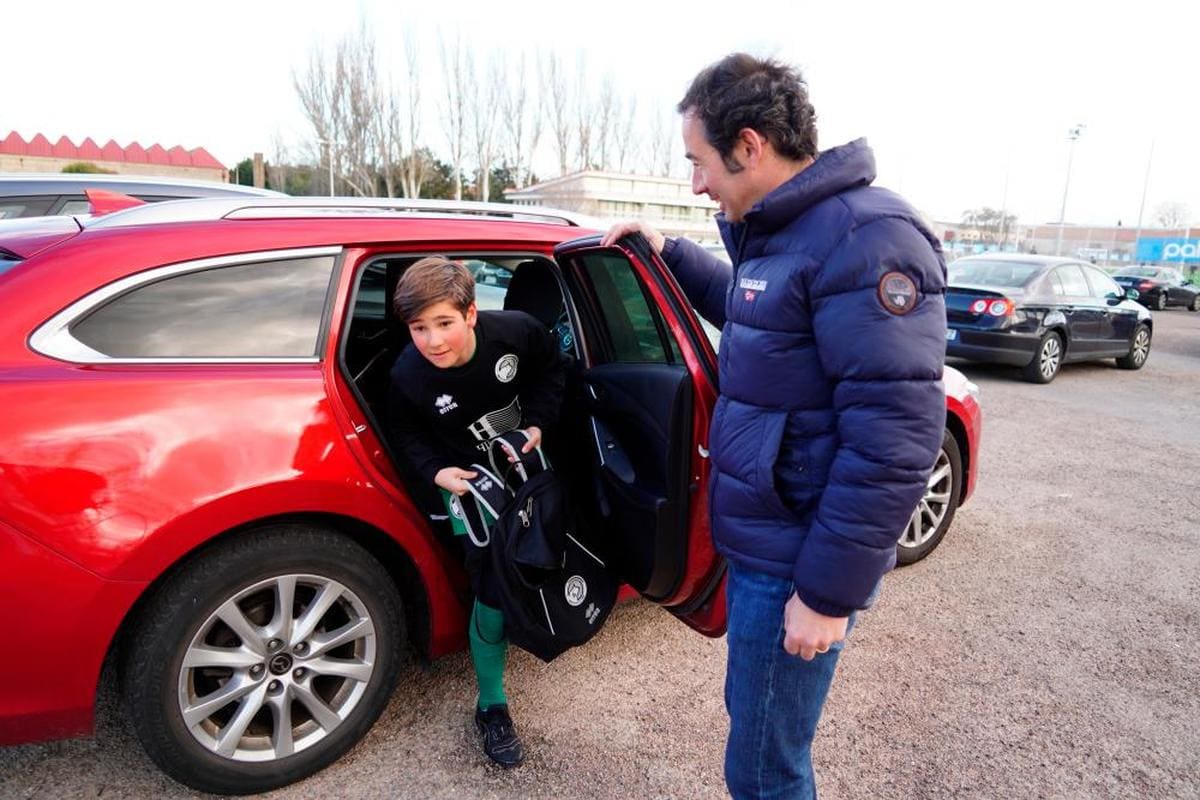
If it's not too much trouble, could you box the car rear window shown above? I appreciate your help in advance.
[68,255,337,358]
[948,260,1041,288]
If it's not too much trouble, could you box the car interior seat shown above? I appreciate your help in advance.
[503,260,565,326]
[503,260,574,353]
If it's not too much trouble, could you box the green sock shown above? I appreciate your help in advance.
[469,600,508,710]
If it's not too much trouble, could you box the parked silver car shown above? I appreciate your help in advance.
[0,173,283,219]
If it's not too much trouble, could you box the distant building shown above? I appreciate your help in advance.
[0,131,227,183]
[934,219,1197,269]
[505,170,720,242]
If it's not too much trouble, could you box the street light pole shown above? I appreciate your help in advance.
[1054,124,1085,257]
[1132,140,1154,264]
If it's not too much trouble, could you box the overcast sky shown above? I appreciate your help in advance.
[5,0,1197,227]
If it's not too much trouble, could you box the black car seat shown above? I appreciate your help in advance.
[503,260,574,353]
[504,260,564,326]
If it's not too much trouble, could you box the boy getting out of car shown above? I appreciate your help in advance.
[386,256,569,768]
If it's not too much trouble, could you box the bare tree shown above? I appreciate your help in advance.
[573,54,597,171]
[593,74,617,172]
[613,92,638,173]
[468,52,503,202]
[439,32,468,201]
[398,31,428,198]
[293,23,388,197]
[544,52,574,176]
[644,107,667,176]
[1155,201,1192,230]
[293,47,338,194]
[499,51,543,189]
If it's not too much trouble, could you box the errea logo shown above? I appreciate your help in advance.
[435,394,459,415]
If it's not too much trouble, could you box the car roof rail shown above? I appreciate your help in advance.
[85,196,598,230]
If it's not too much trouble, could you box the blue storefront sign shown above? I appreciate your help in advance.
[1136,237,1200,263]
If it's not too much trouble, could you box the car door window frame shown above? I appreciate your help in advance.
[30,246,343,364]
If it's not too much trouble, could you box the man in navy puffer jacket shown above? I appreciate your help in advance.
[604,54,946,799]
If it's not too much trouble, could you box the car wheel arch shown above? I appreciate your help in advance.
[943,412,971,506]
[98,511,436,719]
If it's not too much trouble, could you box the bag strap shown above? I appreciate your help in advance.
[487,430,550,489]
[460,464,508,548]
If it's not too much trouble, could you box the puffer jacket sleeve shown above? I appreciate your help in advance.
[792,216,948,617]
[661,236,732,328]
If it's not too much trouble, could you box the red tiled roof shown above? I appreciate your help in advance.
[0,131,227,170]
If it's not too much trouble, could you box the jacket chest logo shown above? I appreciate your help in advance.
[435,394,459,415]
[739,277,767,302]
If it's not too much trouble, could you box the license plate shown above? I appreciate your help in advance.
[945,329,958,341]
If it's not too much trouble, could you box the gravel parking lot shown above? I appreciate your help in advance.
[2,310,1198,800]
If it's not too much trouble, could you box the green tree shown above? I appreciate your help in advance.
[61,162,115,174]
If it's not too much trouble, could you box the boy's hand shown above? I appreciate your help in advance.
[435,467,478,496]
[520,426,542,454]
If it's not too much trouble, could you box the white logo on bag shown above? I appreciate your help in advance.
[435,394,458,414]
[564,575,588,606]
[495,354,519,383]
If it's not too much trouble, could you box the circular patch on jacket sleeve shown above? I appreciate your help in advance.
[877,271,918,315]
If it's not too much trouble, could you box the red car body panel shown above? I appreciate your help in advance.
[0,212,980,748]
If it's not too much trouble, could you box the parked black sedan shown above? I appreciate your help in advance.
[945,254,1152,383]
[1111,266,1200,312]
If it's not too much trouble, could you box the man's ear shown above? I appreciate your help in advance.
[465,302,478,327]
[737,127,769,168]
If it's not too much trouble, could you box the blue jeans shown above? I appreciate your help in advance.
[724,563,867,800]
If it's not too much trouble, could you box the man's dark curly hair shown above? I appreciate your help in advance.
[678,53,818,172]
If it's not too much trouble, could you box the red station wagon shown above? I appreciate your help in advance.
[0,198,981,794]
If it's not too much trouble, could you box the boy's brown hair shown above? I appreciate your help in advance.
[393,256,475,322]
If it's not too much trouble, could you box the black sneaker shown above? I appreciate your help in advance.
[474,704,524,768]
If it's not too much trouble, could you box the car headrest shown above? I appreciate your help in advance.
[503,260,564,328]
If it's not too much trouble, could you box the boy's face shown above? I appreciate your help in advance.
[408,300,478,368]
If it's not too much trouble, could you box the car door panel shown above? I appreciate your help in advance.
[554,237,725,634]
[582,362,692,599]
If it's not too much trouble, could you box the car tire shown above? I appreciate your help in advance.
[1116,323,1151,370]
[1189,295,1199,312]
[1155,292,1168,311]
[896,429,963,565]
[121,525,405,795]
[1021,331,1063,383]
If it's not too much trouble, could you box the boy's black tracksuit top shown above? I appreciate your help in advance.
[387,310,568,484]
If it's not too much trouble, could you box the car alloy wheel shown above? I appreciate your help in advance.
[122,526,404,795]
[1190,296,1200,312]
[900,449,952,549]
[1039,336,1061,380]
[177,574,376,762]
[1130,327,1150,367]
[896,430,962,565]
[1115,324,1151,371]
[1156,292,1167,310]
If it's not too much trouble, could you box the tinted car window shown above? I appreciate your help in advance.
[948,260,1042,288]
[577,252,677,364]
[1054,265,1090,296]
[0,197,56,219]
[1082,265,1122,298]
[70,256,336,358]
[0,254,22,276]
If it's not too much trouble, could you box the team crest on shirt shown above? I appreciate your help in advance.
[495,354,519,383]
[878,272,918,316]
[435,394,458,415]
